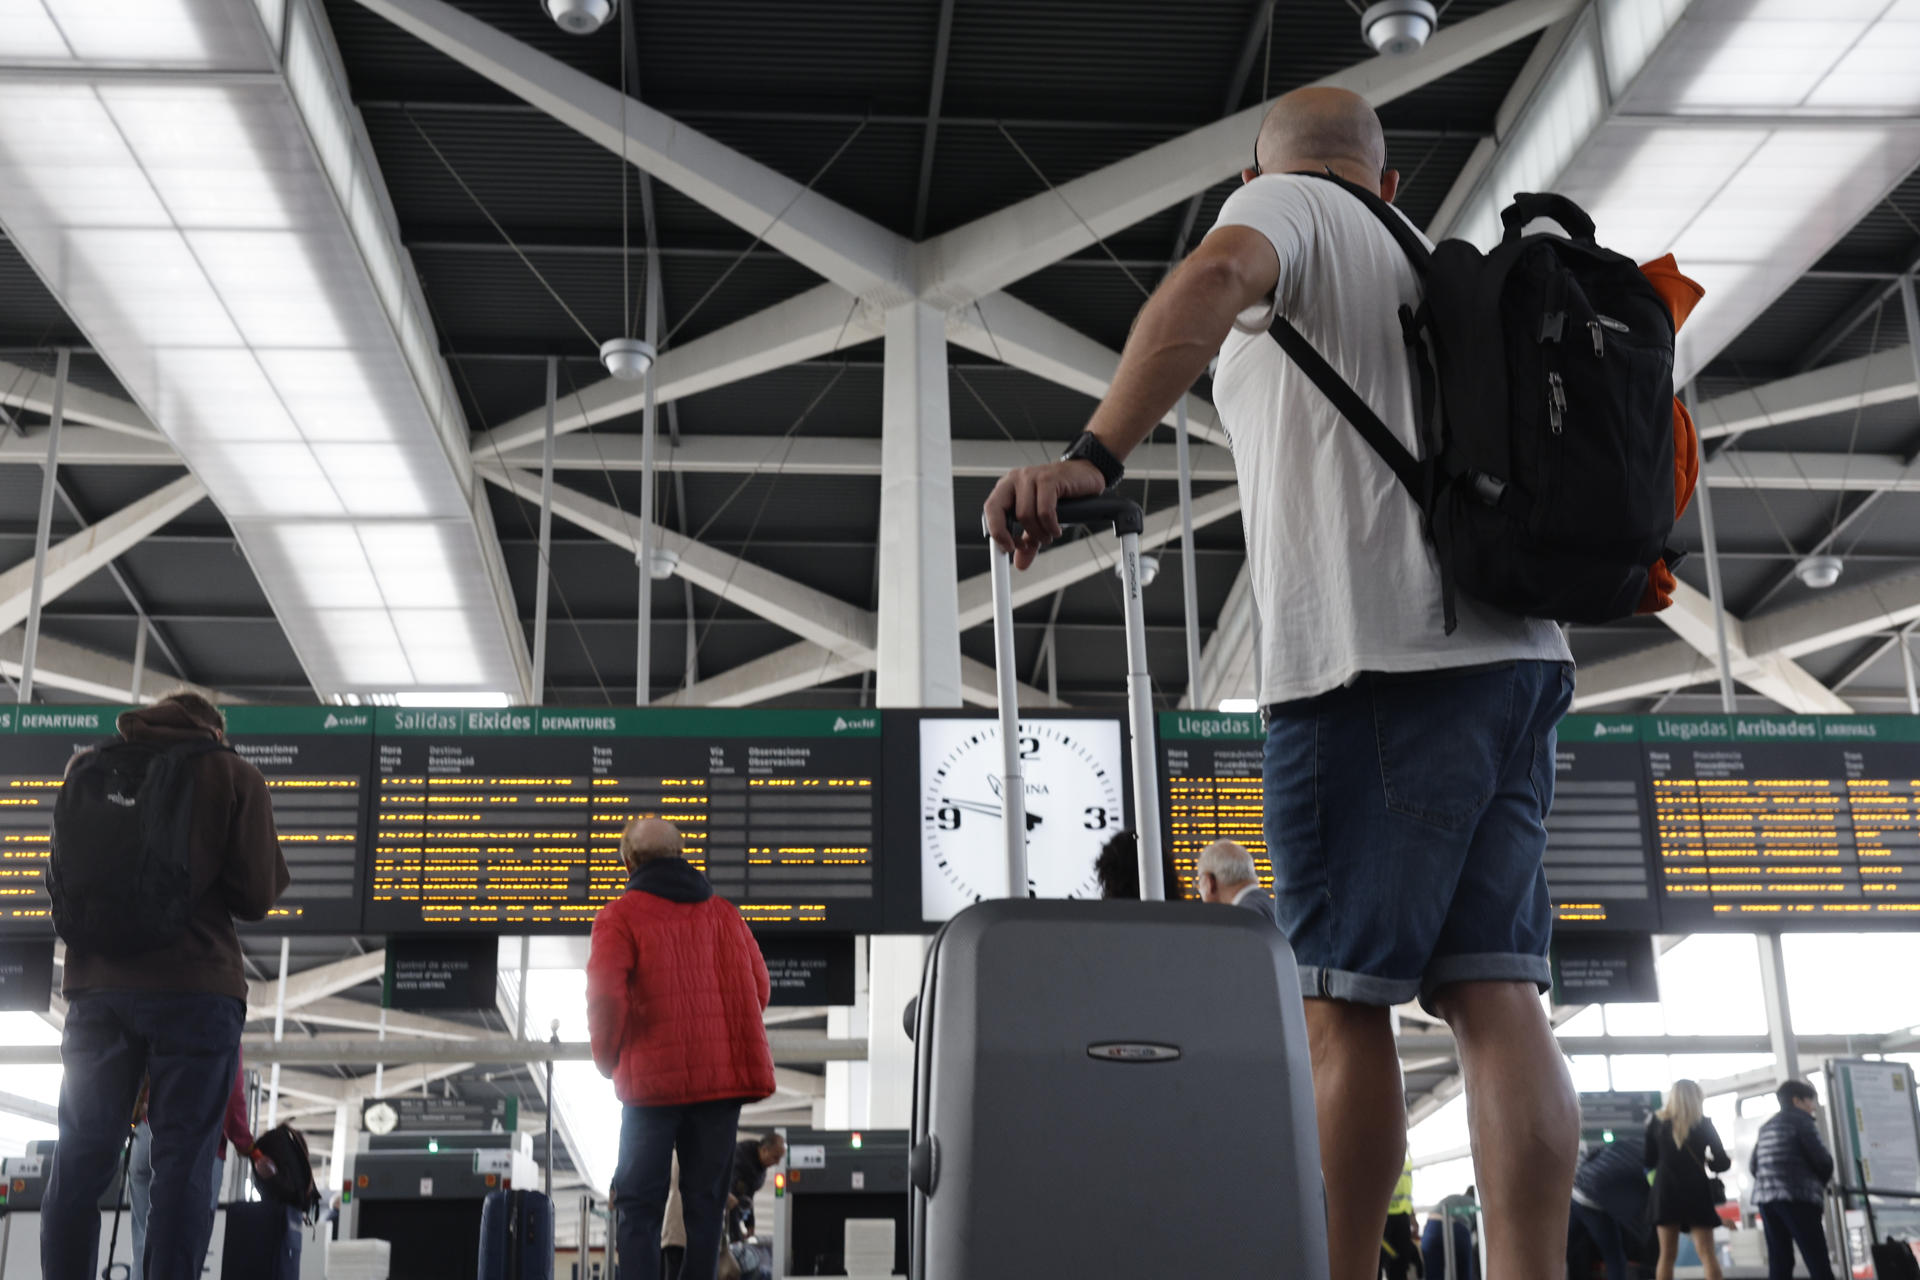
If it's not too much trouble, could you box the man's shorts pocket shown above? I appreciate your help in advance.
[1369,663,1517,831]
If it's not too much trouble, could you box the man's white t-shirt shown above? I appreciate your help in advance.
[1211,174,1570,706]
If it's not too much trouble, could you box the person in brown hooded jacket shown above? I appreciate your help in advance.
[42,691,288,1280]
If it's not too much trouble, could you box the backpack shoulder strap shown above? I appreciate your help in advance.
[1287,168,1433,274]
[1266,314,1426,504]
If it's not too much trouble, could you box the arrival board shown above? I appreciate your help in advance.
[1645,716,1920,929]
[1547,716,1662,932]
[0,704,371,935]
[1155,712,1275,899]
[367,708,884,933]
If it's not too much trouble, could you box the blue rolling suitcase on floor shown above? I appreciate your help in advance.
[906,499,1329,1279]
[479,1187,556,1280]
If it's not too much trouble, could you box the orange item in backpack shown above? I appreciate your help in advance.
[1634,254,1704,616]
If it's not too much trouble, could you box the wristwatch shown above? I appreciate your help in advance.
[1061,431,1124,490]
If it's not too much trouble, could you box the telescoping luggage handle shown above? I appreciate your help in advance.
[983,496,1166,903]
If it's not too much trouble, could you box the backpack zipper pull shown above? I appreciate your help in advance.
[1587,320,1605,357]
[1548,372,1566,434]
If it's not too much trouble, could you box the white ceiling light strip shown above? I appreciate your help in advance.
[1443,0,1920,386]
[0,0,528,698]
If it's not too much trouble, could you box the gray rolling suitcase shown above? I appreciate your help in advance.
[906,497,1328,1278]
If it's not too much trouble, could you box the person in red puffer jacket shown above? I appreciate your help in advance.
[588,816,773,1280]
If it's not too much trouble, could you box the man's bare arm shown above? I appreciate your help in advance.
[983,224,1280,567]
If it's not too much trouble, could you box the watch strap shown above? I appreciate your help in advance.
[1061,431,1124,489]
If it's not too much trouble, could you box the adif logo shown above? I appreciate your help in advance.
[1590,722,1634,738]
[324,714,340,729]
[832,716,877,733]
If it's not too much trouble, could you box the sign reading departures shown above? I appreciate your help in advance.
[2,707,1919,937]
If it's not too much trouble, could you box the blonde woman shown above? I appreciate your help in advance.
[1643,1079,1732,1280]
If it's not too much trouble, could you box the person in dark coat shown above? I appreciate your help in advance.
[1644,1079,1731,1280]
[1568,1138,1651,1280]
[1421,1203,1478,1280]
[1093,830,1183,900]
[1750,1080,1836,1280]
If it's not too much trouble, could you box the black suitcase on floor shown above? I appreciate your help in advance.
[222,1200,302,1280]
[906,499,1329,1278]
[479,1187,555,1280]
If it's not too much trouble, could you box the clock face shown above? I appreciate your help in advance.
[364,1101,399,1136]
[918,717,1126,923]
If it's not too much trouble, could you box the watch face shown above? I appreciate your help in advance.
[918,717,1126,923]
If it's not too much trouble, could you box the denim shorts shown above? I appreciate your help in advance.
[1261,659,1575,1012]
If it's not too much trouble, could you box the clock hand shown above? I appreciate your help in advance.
[1025,811,1044,832]
[942,797,1003,818]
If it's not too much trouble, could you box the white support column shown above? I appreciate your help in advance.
[636,252,663,706]
[1756,933,1800,1086]
[129,620,147,703]
[825,936,870,1129]
[533,358,558,703]
[1903,626,1919,716]
[875,301,962,709]
[1175,401,1202,696]
[267,935,290,1129]
[18,348,68,705]
[869,301,957,1128]
[1687,385,1738,714]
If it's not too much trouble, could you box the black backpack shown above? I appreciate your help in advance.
[251,1121,321,1220]
[46,736,229,957]
[1269,173,1677,631]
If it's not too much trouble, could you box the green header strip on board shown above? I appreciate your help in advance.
[10,706,132,736]
[373,706,882,738]
[1157,711,1261,740]
[1639,715,1920,744]
[1556,715,1642,743]
[223,707,372,736]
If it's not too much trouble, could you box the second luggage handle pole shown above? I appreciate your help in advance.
[987,536,1029,901]
[987,496,1165,903]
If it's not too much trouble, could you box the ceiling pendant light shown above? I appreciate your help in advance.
[1361,0,1437,56]
[1795,555,1843,590]
[599,336,656,381]
[545,0,618,36]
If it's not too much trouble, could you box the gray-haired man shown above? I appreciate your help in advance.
[1195,839,1277,926]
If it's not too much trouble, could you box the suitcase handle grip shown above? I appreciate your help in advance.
[989,495,1145,542]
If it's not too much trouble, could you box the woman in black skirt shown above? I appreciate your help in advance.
[1644,1078,1732,1280]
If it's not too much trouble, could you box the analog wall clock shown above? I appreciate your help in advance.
[918,717,1125,923]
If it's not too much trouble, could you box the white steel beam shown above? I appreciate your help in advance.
[0,426,180,467]
[244,950,386,1023]
[914,0,1579,309]
[1702,452,1920,493]
[492,433,1241,482]
[0,359,162,441]
[1694,347,1917,441]
[281,997,485,1041]
[471,283,872,457]
[0,629,224,705]
[1645,580,1850,714]
[876,301,962,708]
[953,487,1244,628]
[0,474,206,634]
[947,293,1229,444]
[658,637,1061,710]
[351,0,912,301]
[477,466,877,662]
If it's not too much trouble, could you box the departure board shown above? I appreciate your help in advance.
[1646,716,1920,929]
[0,704,371,935]
[1155,712,1275,899]
[1548,717,1662,932]
[367,708,885,933]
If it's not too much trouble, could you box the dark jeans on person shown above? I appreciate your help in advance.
[611,1099,742,1280]
[1569,1201,1629,1280]
[41,989,244,1280]
[1761,1200,1835,1280]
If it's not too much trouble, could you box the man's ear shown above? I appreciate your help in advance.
[1380,168,1401,203]
[1240,167,1259,185]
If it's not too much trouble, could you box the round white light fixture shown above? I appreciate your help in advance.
[1795,555,1843,590]
[544,0,616,35]
[642,547,680,581]
[1115,554,1160,588]
[1361,0,1437,55]
[599,336,656,382]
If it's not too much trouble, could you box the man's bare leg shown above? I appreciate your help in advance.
[1430,980,1579,1280]
[1305,998,1407,1280]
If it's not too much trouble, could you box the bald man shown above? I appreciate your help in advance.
[587,817,774,1280]
[986,87,1577,1280]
